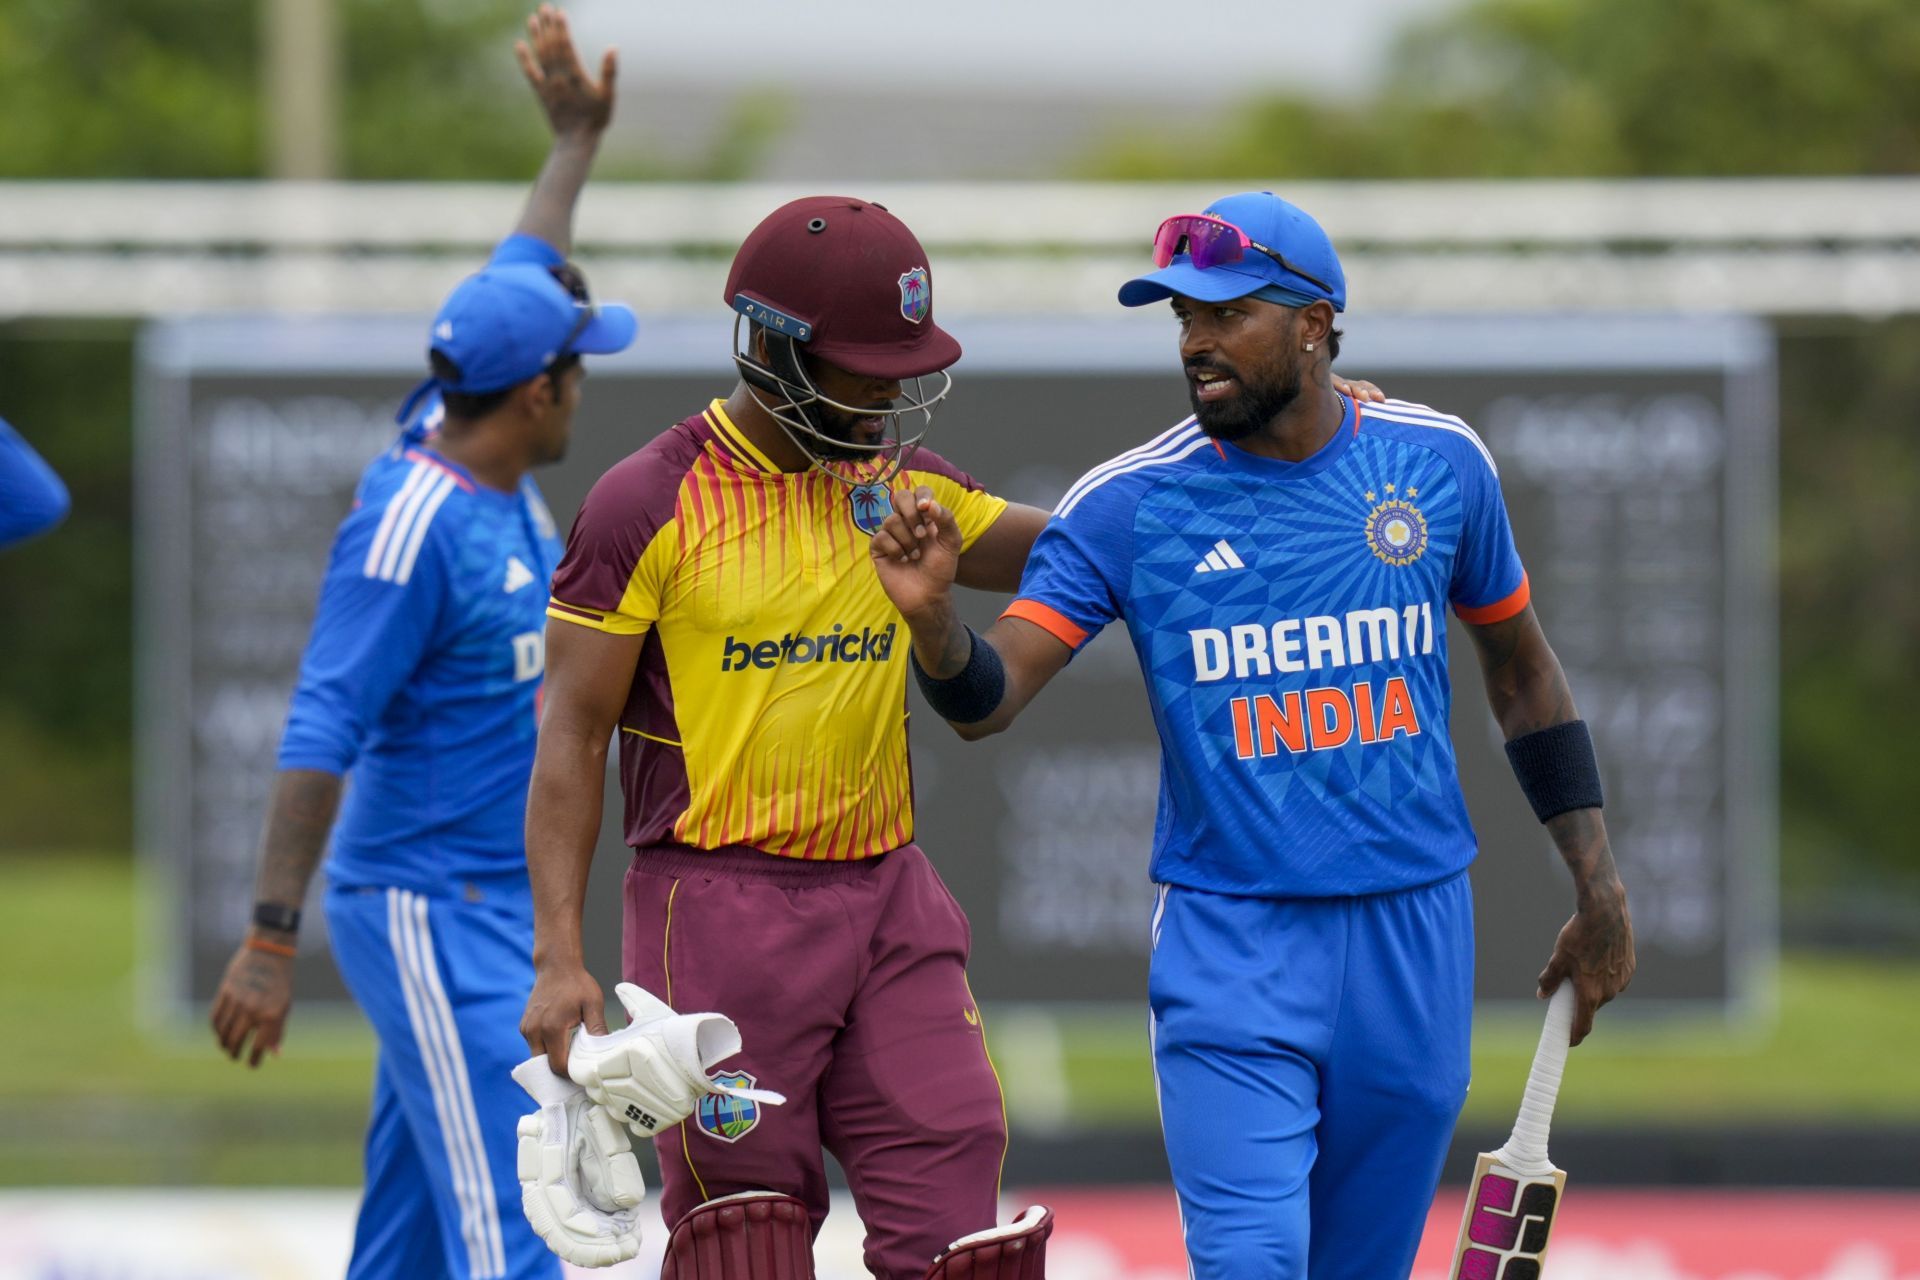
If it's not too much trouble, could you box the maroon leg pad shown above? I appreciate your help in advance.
[661,1192,816,1280]
[923,1206,1053,1280]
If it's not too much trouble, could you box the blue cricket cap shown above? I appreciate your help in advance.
[426,262,637,395]
[1118,191,1347,312]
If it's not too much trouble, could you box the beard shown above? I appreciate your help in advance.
[800,397,895,464]
[1187,356,1304,441]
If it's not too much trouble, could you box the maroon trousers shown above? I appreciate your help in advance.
[622,843,1008,1280]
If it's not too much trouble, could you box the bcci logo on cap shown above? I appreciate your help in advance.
[1363,482,1428,566]
[897,267,930,325]
[697,1071,766,1143]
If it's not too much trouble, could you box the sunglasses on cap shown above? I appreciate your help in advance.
[1151,214,1336,297]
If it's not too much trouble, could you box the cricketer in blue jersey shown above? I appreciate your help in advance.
[0,418,69,548]
[869,191,1636,1279]
[209,12,635,1277]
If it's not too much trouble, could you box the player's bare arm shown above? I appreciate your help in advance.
[871,486,1072,739]
[1468,604,1636,1045]
[511,4,617,255]
[209,768,342,1068]
[953,501,1048,592]
[521,620,635,1073]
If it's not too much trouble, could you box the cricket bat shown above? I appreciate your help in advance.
[1448,983,1576,1280]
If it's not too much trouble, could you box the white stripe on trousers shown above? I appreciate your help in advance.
[387,889,505,1277]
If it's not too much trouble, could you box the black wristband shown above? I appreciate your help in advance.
[1504,719,1604,823]
[910,626,1007,725]
[252,902,302,934]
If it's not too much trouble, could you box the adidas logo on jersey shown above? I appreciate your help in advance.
[1194,540,1247,574]
[503,557,535,594]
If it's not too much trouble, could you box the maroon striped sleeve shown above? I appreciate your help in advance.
[549,415,708,621]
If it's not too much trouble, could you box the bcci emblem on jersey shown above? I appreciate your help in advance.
[1364,485,1429,566]
[697,1071,766,1142]
[897,267,930,325]
[849,481,891,535]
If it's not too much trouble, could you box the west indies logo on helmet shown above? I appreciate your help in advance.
[725,196,960,490]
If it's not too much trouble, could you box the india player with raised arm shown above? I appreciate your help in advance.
[869,191,1636,1280]
[208,11,634,1277]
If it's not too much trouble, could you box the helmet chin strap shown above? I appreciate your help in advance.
[731,316,948,490]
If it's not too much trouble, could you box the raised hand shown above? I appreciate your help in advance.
[515,5,617,140]
[869,484,964,623]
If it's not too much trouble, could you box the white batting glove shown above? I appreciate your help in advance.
[567,982,787,1139]
[510,1056,646,1268]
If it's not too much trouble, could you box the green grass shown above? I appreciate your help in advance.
[0,853,375,1185]
[1033,956,1920,1129]
[3,853,1918,1186]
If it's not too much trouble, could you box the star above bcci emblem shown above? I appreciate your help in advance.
[898,266,930,325]
[849,481,891,535]
[1364,487,1429,566]
[696,1071,766,1143]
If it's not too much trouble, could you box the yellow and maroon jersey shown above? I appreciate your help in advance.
[548,401,1008,860]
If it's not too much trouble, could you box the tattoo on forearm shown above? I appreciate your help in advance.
[1508,670,1577,736]
[1477,610,1581,737]
[253,771,343,911]
[937,621,972,678]
[1546,808,1619,901]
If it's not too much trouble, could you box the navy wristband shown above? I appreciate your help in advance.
[910,626,1006,725]
[1504,720,1604,822]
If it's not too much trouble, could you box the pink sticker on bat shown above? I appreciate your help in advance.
[1458,1248,1501,1280]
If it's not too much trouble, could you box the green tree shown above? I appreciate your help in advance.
[1092,0,1920,179]
[0,0,541,180]
[1775,319,1920,901]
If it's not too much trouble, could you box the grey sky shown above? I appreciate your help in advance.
[573,0,1464,102]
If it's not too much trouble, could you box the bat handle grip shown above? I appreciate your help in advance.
[1504,983,1575,1174]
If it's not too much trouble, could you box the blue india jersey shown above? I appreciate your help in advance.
[1006,395,1530,898]
[277,439,564,896]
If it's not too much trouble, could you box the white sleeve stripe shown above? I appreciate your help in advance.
[374,467,444,581]
[1054,420,1202,517]
[1382,398,1473,429]
[363,462,430,578]
[1053,418,1200,516]
[1364,408,1499,477]
[383,473,452,583]
[1057,435,1215,519]
[392,474,456,585]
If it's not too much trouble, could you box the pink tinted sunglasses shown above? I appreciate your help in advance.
[1151,214,1335,295]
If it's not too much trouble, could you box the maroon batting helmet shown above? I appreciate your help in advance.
[725,196,959,484]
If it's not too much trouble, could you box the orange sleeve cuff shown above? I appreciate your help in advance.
[1001,598,1090,649]
[1454,572,1531,625]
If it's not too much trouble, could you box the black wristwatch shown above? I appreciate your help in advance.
[252,902,302,934]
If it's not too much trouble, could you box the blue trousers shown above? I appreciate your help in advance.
[1149,872,1474,1280]
[326,884,561,1280]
